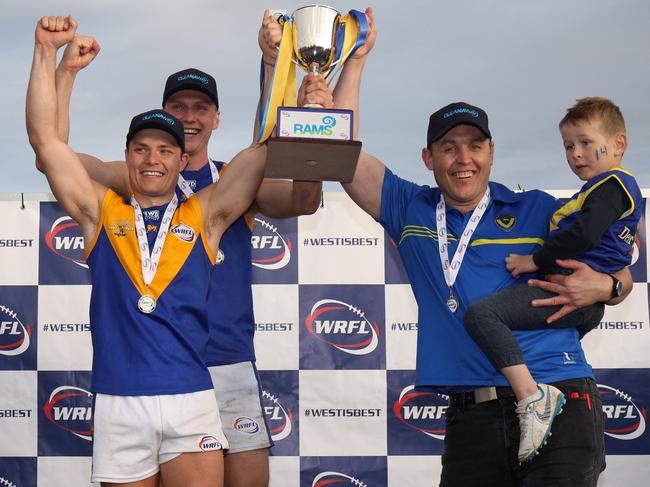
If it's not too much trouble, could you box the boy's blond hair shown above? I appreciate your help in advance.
[559,97,626,136]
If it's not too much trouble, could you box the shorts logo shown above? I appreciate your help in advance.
[170,223,196,242]
[199,435,221,451]
[495,214,516,231]
[45,216,88,268]
[43,386,93,441]
[312,472,367,487]
[252,218,292,270]
[305,299,379,355]
[393,385,447,440]
[262,390,293,441]
[599,384,647,441]
[0,305,32,356]
[233,416,260,434]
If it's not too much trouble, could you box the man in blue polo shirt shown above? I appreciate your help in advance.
[331,13,630,486]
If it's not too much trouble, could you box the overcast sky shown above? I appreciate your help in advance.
[4,0,650,195]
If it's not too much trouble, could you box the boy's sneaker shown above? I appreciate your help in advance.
[515,384,566,463]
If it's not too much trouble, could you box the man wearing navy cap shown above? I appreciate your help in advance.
[28,16,270,487]
[329,12,630,487]
[47,11,329,487]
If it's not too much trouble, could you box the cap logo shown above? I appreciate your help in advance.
[443,108,479,119]
[177,73,209,85]
[141,113,175,125]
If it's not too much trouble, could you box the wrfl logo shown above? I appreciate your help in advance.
[0,305,31,356]
[293,115,337,136]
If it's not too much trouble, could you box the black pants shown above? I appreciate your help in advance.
[441,378,606,487]
[464,283,605,369]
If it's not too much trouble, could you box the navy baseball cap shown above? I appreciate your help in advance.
[126,109,185,152]
[162,68,219,109]
[427,102,491,147]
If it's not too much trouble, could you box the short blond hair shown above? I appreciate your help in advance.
[559,97,626,136]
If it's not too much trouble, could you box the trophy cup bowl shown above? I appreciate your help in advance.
[292,5,339,78]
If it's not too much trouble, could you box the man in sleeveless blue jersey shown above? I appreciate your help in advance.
[45,11,330,487]
[27,16,269,487]
[329,10,631,487]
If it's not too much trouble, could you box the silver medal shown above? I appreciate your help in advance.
[216,248,225,265]
[138,294,156,314]
[446,294,459,313]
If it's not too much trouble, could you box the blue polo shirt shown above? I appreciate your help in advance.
[380,169,594,389]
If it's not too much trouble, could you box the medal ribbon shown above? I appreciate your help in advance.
[130,194,179,292]
[177,160,220,199]
[435,190,491,297]
[256,10,367,143]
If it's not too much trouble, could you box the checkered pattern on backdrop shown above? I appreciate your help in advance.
[1,192,649,487]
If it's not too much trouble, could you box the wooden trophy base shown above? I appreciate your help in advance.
[265,137,362,182]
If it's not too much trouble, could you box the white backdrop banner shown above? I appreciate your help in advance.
[0,192,648,487]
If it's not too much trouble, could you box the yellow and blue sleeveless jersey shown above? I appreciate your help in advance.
[176,161,256,366]
[86,190,215,395]
[380,169,594,389]
[548,168,641,274]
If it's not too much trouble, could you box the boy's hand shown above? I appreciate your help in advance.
[35,15,77,49]
[506,253,538,278]
[59,35,100,73]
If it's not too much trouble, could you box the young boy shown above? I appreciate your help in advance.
[463,97,642,464]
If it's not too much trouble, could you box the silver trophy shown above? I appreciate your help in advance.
[291,5,340,78]
[265,4,363,182]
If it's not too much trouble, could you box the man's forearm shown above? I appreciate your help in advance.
[27,44,59,149]
[54,66,77,143]
[333,56,366,140]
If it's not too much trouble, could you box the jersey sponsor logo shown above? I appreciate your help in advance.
[312,471,367,487]
[0,305,31,356]
[252,218,292,270]
[198,435,221,451]
[108,218,134,238]
[44,216,87,269]
[393,385,447,440]
[599,383,647,441]
[233,416,260,434]
[618,226,635,246]
[495,213,516,231]
[305,299,379,355]
[262,389,293,441]
[142,209,160,220]
[170,222,196,243]
[42,385,93,441]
